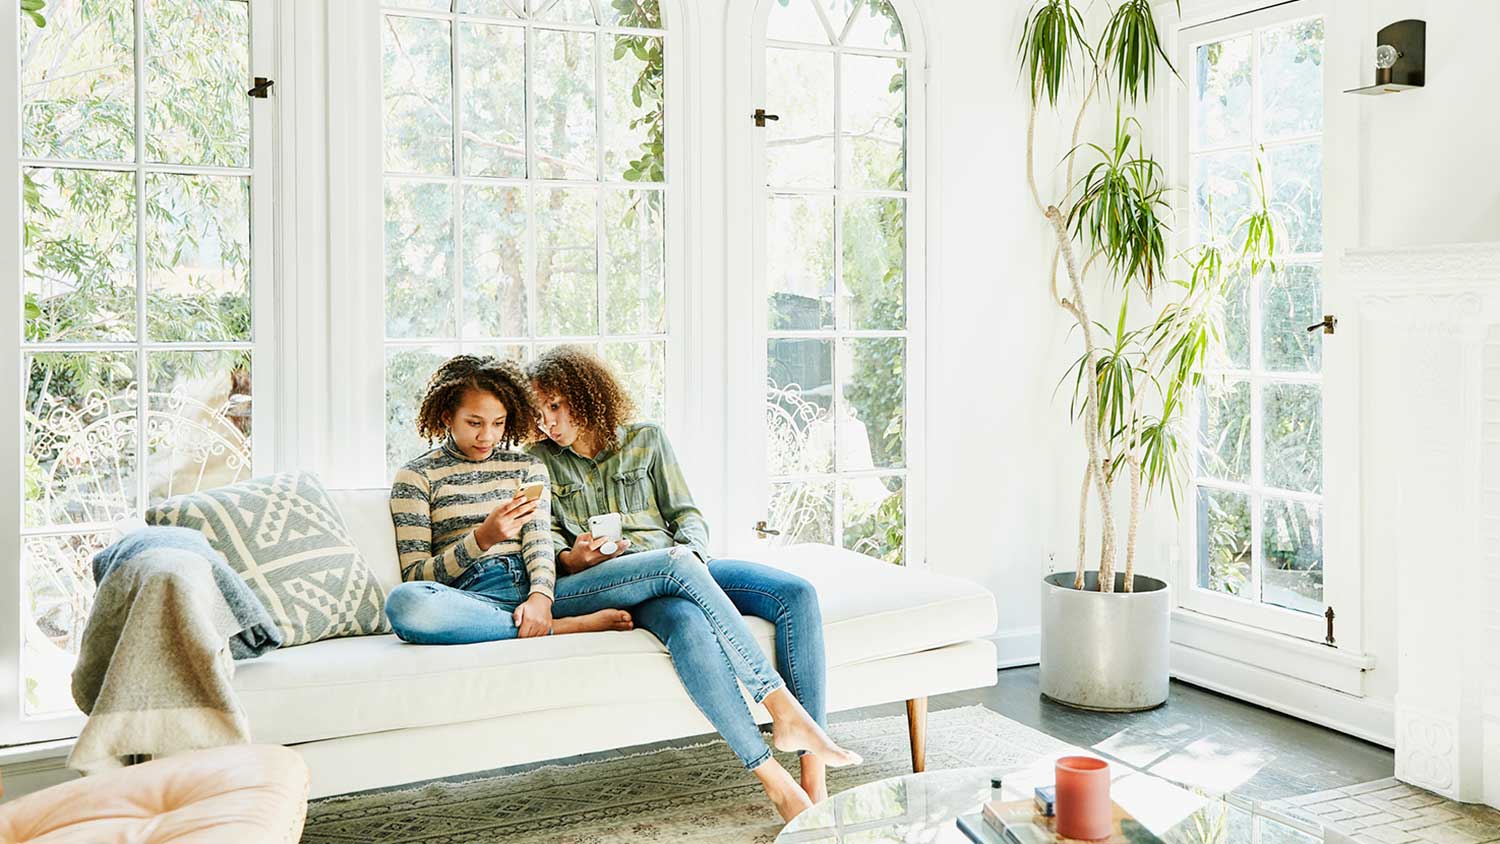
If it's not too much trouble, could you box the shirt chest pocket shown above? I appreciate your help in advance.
[613,467,653,514]
[551,482,589,533]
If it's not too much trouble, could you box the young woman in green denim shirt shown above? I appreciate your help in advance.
[526,346,850,817]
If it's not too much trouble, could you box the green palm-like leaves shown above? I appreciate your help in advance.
[1019,0,1087,105]
[1099,0,1177,102]
[1069,111,1170,294]
[1235,156,1279,276]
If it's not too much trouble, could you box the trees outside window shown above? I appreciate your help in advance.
[9,0,267,729]
[1185,12,1329,636]
[759,0,914,565]
[380,0,670,476]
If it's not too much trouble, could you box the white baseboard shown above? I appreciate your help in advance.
[0,752,76,803]
[1171,642,1396,748]
[989,627,1040,669]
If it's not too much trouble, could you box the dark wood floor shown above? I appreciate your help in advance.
[834,666,1395,803]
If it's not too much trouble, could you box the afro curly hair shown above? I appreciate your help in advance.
[527,345,635,450]
[415,354,542,449]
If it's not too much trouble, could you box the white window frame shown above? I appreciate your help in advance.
[723,0,928,565]
[1168,0,1361,651]
[362,0,690,485]
[0,0,278,745]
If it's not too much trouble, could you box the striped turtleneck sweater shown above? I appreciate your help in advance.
[388,437,556,600]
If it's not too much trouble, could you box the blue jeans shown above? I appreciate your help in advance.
[384,548,786,709]
[632,558,826,770]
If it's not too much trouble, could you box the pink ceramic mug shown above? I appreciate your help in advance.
[1054,755,1111,840]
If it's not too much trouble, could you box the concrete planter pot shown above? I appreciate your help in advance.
[1039,571,1171,712]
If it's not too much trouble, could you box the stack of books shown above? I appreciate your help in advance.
[956,796,1165,844]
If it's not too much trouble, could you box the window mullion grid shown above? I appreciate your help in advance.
[830,40,844,551]
[133,0,150,519]
[380,6,665,38]
[523,20,538,350]
[452,13,466,346]
[595,25,607,346]
[763,39,908,61]
[1247,24,1265,610]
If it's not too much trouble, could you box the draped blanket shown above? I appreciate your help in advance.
[68,527,283,775]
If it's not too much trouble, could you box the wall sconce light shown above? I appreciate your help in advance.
[1346,19,1425,95]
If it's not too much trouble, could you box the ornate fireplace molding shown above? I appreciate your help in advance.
[1347,241,1500,808]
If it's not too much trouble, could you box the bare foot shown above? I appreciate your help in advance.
[800,754,828,803]
[552,609,633,635]
[764,690,862,767]
[753,758,814,822]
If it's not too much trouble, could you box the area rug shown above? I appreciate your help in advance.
[300,705,1073,844]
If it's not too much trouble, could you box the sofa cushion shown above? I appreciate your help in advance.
[147,473,391,647]
[326,488,403,595]
[234,543,996,746]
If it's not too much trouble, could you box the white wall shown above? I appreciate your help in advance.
[917,1,1076,664]
[1354,0,1500,248]
[1346,0,1500,707]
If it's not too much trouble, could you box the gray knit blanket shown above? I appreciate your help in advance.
[68,527,284,775]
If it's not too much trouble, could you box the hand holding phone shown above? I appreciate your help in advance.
[588,513,623,555]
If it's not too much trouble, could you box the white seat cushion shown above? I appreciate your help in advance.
[248,490,998,747]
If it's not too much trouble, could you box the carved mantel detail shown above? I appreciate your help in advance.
[1347,242,1500,808]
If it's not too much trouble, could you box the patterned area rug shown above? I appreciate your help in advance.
[300,705,1072,844]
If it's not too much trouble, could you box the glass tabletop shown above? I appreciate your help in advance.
[775,759,1324,844]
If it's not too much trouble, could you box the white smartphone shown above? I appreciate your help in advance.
[588,513,623,541]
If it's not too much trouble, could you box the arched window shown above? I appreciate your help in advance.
[380,0,673,475]
[750,0,924,565]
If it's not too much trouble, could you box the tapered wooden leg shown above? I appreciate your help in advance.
[906,697,928,773]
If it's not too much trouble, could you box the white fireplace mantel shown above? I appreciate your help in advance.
[1348,241,1500,808]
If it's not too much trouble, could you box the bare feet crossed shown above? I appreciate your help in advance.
[552,608,633,635]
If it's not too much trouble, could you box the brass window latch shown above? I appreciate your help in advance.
[752,108,780,127]
[248,77,275,99]
[1306,314,1338,335]
[753,520,781,538]
[1324,606,1336,647]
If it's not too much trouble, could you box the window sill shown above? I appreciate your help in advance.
[0,738,72,766]
[1170,608,1375,695]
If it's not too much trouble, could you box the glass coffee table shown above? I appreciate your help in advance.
[775,760,1322,844]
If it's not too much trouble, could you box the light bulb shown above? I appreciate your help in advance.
[1375,44,1400,69]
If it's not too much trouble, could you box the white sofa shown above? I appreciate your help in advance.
[230,489,1000,798]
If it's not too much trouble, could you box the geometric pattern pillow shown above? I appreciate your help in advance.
[145,471,392,647]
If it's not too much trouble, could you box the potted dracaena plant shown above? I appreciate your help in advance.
[1020,0,1279,710]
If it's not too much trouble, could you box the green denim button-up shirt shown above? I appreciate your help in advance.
[527,422,711,562]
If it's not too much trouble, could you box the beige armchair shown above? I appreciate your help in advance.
[0,745,308,844]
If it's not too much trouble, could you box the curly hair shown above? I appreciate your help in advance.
[527,346,634,449]
[415,355,541,448]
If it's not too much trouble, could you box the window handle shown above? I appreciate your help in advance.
[753,520,781,538]
[752,108,780,127]
[248,77,274,99]
[1306,314,1338,335]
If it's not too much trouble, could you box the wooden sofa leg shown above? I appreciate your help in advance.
[906,697,928,773]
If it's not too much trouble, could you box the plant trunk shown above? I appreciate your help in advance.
[1075,460,1090,590]
[1044,206,1117,591]
[1124,455,1141,593]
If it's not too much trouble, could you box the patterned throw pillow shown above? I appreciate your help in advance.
[145,472,392,647]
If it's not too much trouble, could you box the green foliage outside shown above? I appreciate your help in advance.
[768,2,908,564]
[19,0,255,714]
[21,0,253,494]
